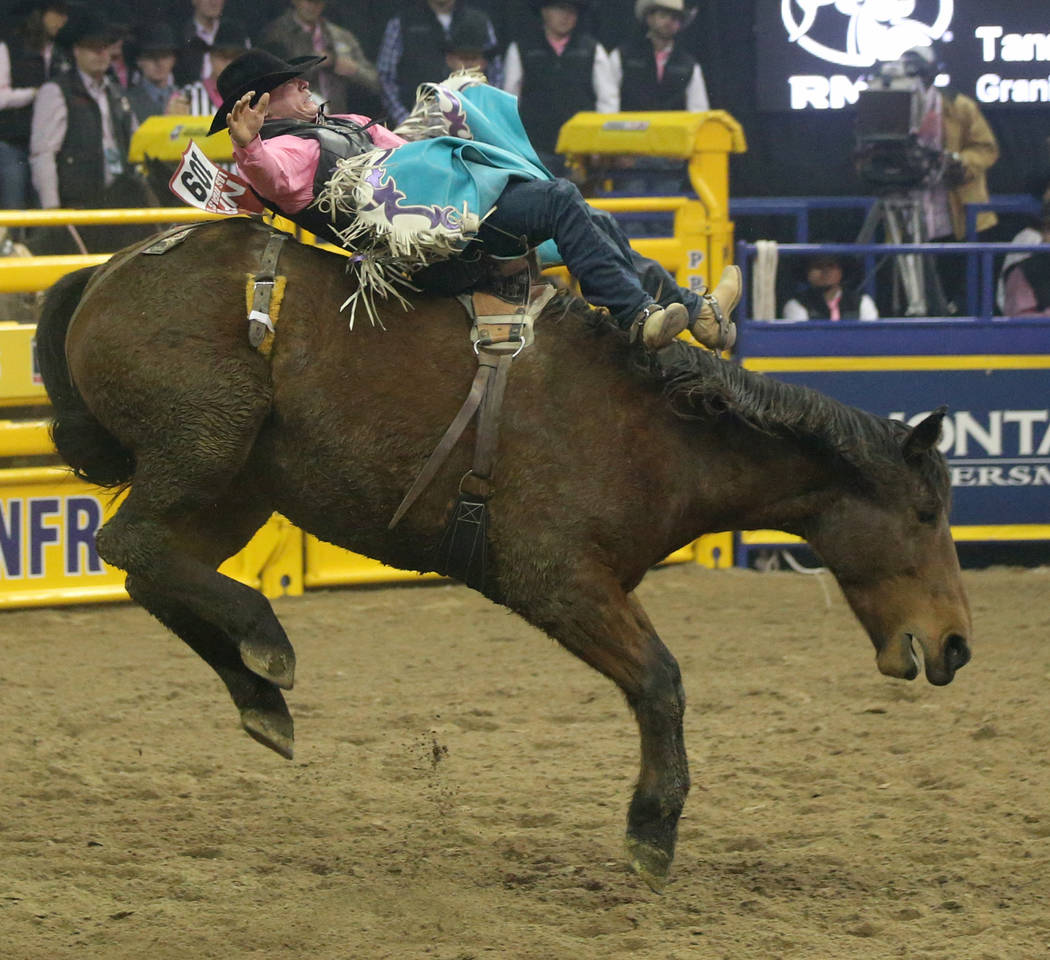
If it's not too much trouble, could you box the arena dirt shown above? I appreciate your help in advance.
[1,565,1048,959]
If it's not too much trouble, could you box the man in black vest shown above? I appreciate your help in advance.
[0,0,69,210]
[27,9,149,253]
[376,0,503,126]
[502,1,616,175]
[611,0,708,112]
[28,10,134,210]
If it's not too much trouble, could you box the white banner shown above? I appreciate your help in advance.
[168,140,263,215]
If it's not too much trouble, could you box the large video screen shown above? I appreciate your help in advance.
[757,1,1050,112]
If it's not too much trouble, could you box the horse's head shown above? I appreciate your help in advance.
[806,408,972,685]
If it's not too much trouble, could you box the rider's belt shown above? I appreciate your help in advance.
[245,232,288,356]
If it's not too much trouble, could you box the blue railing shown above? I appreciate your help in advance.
[736,240,1049,323]
[730,196,875,243]
[729,194,1041,244]
[728,194,1042,318]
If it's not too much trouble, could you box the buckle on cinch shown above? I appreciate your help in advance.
[474,335,526,359]
[248,279,276,348]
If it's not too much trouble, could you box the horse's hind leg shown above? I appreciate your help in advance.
[126,576,294,758]
[96,458,296,690]
[114,481,298,758]
[512,570,689,891]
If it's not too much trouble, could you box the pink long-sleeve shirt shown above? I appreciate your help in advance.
[232,114,405,213]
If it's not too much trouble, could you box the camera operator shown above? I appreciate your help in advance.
[900,45,999,312]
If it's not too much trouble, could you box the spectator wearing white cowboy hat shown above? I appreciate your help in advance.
[609,0,708,113]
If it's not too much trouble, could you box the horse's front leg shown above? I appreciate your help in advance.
[622,591,690,889]
[511,571,689,890]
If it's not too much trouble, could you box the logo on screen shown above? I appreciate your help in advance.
[781,0,954,67]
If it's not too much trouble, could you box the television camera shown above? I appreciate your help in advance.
[852,60,961,191]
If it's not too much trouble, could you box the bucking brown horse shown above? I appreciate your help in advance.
[36,218,972,889]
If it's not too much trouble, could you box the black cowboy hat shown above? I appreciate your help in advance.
[208,49,325,136]
[443,8,498,57]
[529,0,591,11]
[54,6,123,48]
[134,22,177,56]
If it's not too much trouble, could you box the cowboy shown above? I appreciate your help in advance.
[610,0,709,112]
[502,1,617,175]
[209,49,740,350]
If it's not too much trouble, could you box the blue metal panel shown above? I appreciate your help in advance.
[739,319,1050,357]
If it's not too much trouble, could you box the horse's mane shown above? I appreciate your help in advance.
[545,292,949,497]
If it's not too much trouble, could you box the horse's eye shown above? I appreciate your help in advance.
[917,510,937,526]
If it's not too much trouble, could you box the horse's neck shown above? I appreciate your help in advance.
[680,427,841,539]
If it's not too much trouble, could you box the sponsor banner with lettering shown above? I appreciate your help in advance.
[748,364,1050,528]
[169,140,263,215]
[759,1,1050,112]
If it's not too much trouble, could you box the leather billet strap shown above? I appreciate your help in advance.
[387,346,513,529]
[388,359,493,529]
[248,232,288,350]
[463,349,514,499]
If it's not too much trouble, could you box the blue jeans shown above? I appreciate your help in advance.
[480,178,701,326]
[0,141,29,210]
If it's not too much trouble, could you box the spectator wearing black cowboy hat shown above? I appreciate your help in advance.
[126,23,182,122]
[0,1,70,210]
[28,7,135,211]
[442,7,500,74]
[376,1,503,127]
[174,0,251,87]
[177,19,251,116]
[781,252,879,322]
[502,2,616,176]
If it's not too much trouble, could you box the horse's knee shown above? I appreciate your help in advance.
[96,511,165,575]
[630,644,685,720]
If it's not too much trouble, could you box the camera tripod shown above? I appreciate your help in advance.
[856,192,947,317]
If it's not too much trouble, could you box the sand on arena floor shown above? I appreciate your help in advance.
[1,564,1048,960]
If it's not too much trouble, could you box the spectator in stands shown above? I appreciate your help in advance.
[502,1,616,175]
[258,0,379,116]
[175,0,249,87]
[178,20,251,116]
[28,9,150,252]
[1001,193,1050,317]
[898,44,998,313]
[609,0,709,113]
[0,0,69,210]
[442,9,498,75]
[782,253,879,322]
[126,24,182,122]
[377,0,503,127]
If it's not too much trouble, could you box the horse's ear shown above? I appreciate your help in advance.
[902,406,948,461]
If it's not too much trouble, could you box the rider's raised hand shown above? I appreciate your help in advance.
[228,91,270,148]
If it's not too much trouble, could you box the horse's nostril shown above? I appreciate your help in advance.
[945,634,971,669]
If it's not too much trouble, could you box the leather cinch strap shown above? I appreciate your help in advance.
[248,232,288,350]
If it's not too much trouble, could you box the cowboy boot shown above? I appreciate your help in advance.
[690,265,742,351]
[631,301,690,350]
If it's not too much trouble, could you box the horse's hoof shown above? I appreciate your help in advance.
[239,639,296,690]
[241,708,295,760]
[625,837,672,893]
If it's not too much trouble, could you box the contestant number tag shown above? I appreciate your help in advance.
[169,141,262,215]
